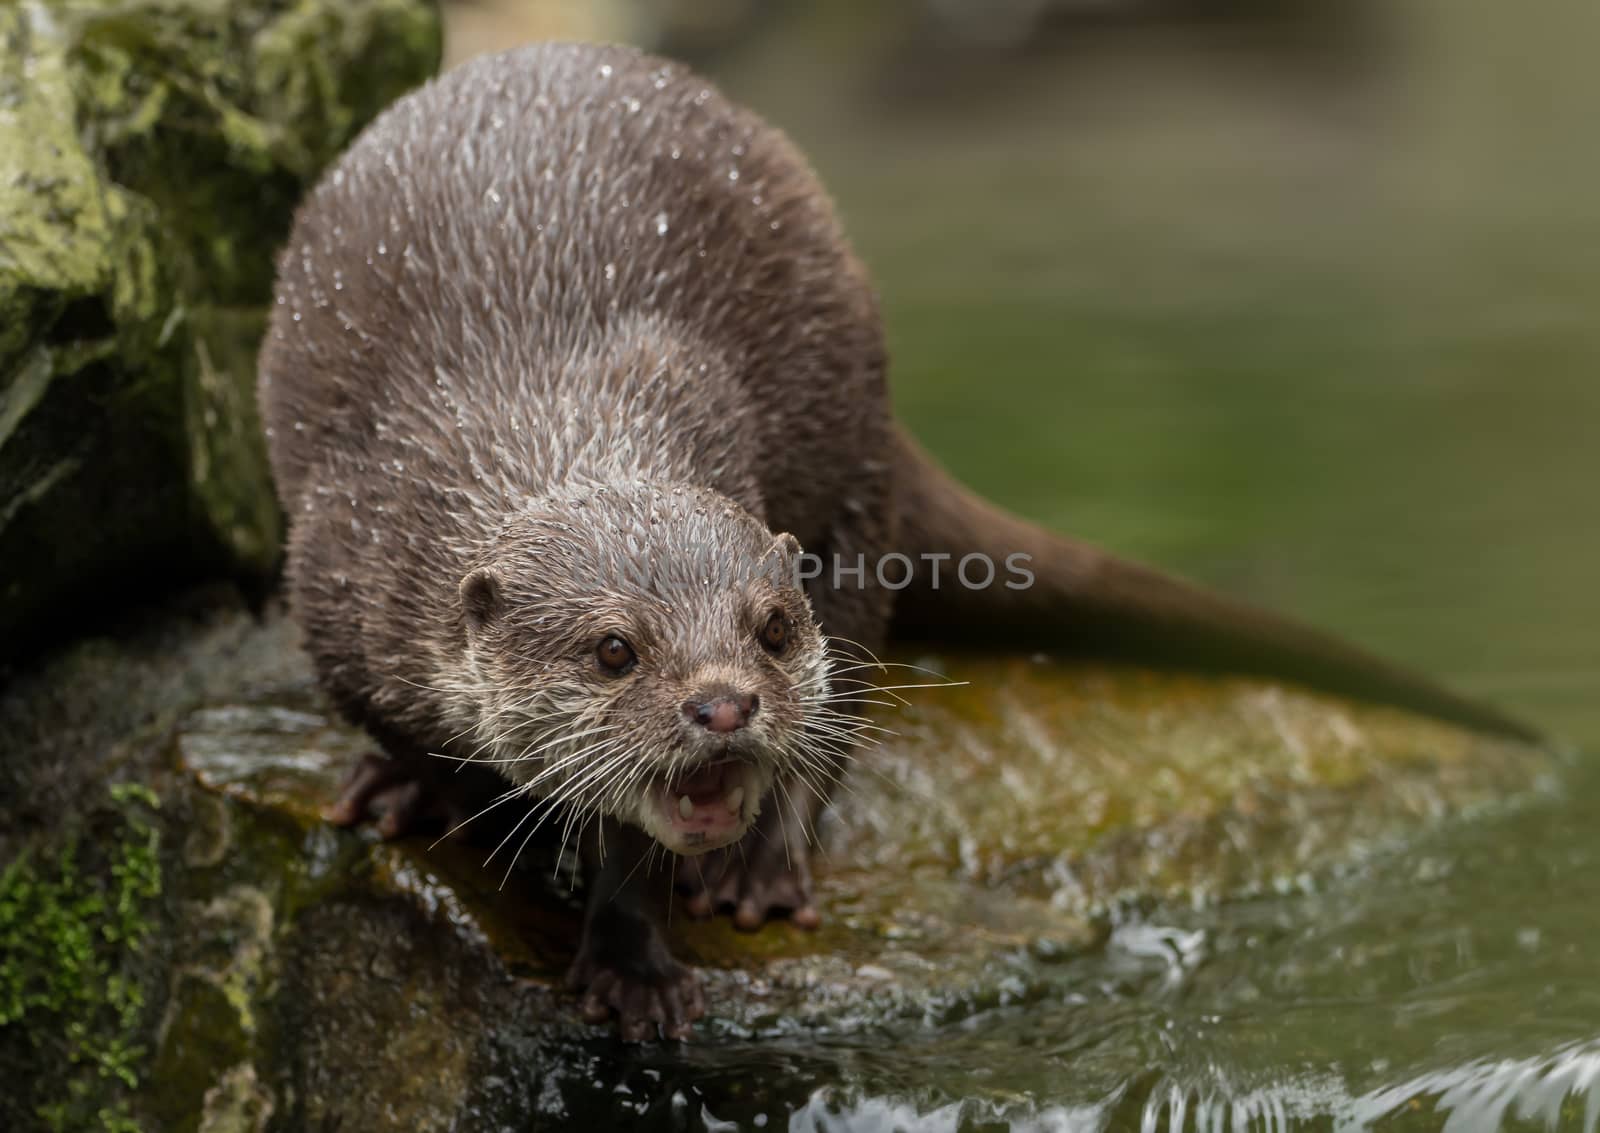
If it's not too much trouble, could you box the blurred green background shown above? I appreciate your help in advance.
[447,0,1599,750]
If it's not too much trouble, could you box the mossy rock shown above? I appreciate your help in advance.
[0,590,1554,1129]
[0,0,441,662]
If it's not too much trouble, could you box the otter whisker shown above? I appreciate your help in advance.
[808,692,908,711]
[790,722,919,802]
[483,735,625,873]
[784,760,839,814]
[493,717,617,773]
[532,738,634,832]
[770,775,805,857]
[822,657,953,680]
[805,685,960,713]
[431,722,622,766]
[822,677,913,707]
[436,701,585,768]
[803,711,899,737]
[487,796,542,881]
[784,745,858,812]
[429,779,531,850]
[516,745,640,887]
[521,737,627,809]
[821,634,892,672]
[389,674,499,695]
[803,719,889,747]
[554,751,633,865]
[453,701,576,762]
[822,679,966,696]
[803,708,891,734]
[612,822,661,897]
[440,695,557,751]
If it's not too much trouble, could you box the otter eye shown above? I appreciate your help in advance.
[760,610,788,654]
[596,635,636,674]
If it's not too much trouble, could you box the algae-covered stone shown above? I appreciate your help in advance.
[175,638,1549,1035]
[0,0,441,661]
[0,591,1557,1129]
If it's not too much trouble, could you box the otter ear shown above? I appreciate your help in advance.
[763,532,805,588]
[459,568,502,632]
[767,532,803,562]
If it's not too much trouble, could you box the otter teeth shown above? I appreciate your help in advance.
[725,785,745,815]
[678,794,694,820]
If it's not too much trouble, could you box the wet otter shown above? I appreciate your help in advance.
[258,42,1534,1041]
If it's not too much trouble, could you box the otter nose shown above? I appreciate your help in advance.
[682,692,758,733]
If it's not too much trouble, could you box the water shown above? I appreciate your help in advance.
[546,758,1600,1129]
[448,3,1600,1126]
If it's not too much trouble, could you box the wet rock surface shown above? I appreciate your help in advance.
[0,0,440,660]
[0,590,1554,1129]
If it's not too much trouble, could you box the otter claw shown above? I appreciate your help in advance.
[570,963,704,1042]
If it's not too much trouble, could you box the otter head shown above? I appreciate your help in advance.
[453,482,831,856]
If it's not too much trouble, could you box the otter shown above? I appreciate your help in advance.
[258,42,1535,1041]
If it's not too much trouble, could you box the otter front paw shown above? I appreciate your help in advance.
[568,955,705,1042]
[678,838,821,931]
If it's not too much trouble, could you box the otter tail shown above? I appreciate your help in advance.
[887,426,1539,744]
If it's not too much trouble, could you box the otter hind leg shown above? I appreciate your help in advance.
[324,741,511,843]
[323,751,463,839]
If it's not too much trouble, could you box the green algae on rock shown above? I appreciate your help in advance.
[0,784,163,1133]
[0,0,441,661]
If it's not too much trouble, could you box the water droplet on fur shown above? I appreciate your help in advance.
[655,212,670,236]
[728,168,740,182]
[599,64,613,78]
[604,263,617,281]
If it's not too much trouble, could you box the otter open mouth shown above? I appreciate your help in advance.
[655,760,758,851]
